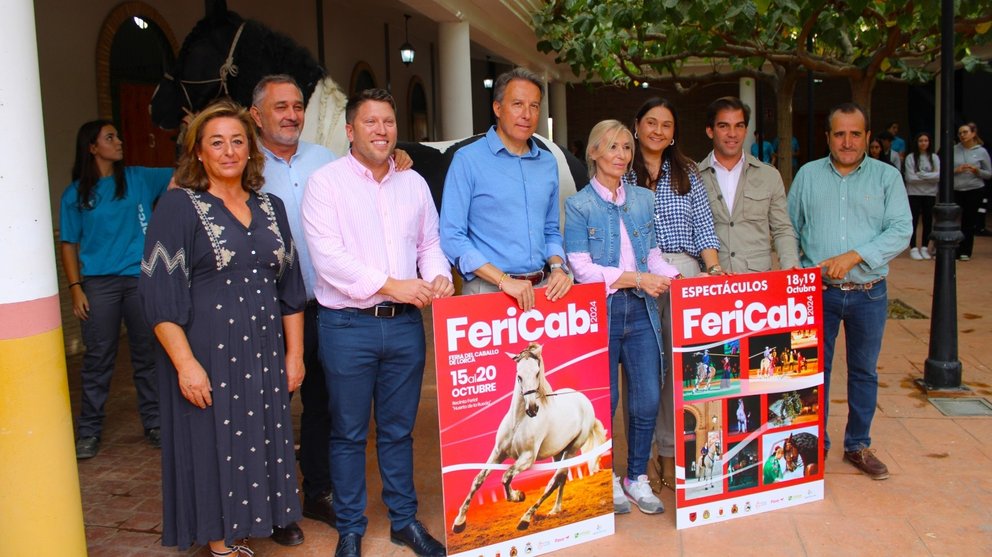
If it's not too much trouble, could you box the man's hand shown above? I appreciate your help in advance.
[380,277,434,308]
[544,268,573,301]
[638,273,672,297]
[502,278,536,312]
[177,358,212,409]
[393,148,414,171]
[430,275,455,299]
[818,250,862,281]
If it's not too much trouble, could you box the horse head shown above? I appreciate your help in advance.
[509,343,547,418]
[151,9,324,130]
[782,434,800,471]
[151,10,245,129]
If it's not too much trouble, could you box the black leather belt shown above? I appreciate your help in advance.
[509,271,545,285]
[345,303,414,318]
[823,277,884,291]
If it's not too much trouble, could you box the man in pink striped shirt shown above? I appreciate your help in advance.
[300,88,451,557]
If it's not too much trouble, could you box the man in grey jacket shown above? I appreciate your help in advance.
[698,97,799,272]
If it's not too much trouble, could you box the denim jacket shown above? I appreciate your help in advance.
[564,184,663,354]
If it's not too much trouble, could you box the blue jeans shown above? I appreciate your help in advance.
[821,281,888,452]
[608,290,662,478]
[317,306,425,535]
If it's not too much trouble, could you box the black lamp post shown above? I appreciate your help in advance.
[924,0,964,390]
[399,14,415,66]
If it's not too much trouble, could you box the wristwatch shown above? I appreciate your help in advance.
[707,264,723,275]
[550,262,571,275]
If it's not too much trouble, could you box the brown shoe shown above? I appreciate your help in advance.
[843,448,889,480]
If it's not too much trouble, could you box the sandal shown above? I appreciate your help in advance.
[210,543,255,556]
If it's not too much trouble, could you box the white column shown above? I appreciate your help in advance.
[438,21,473,139]
[550,81,568,146]
[740,77,757,154]
[0,1,87,555]
[537,74,551,138]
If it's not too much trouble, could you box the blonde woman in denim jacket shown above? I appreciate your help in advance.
[564,120,679,516]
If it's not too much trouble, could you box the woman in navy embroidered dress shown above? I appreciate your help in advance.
[139,100,306,556]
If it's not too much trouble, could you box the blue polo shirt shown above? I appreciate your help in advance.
[440,126,565,280]
[260,141,336,300]
[60,166,173,277]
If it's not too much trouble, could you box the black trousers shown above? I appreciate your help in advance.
[299,301,332,498]
[955,189,984,257]
[77,276,158,438]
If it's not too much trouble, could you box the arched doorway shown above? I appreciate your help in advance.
[349,62,378,96]
[97,2,178,167]
[407,77,429,141]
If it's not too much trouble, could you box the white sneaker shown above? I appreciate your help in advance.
[623,474,665,514]
[613,474,631,514]
[909,247,923,260]
[920,248,931,260]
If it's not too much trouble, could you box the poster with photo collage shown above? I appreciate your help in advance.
[669,269,825,529]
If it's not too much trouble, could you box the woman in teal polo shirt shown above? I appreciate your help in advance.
[60,119,173,459]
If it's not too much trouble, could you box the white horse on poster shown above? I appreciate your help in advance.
[450,342,607,532]
[697,444,721,490]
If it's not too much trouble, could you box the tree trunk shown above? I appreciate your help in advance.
[849,76,875,120]
[773,69,799,189]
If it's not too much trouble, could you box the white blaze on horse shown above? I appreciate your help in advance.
[450,342,607,533]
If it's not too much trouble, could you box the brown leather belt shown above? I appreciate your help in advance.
[823,277,884,291]
[509,271,545,285]
[346,303,415,318]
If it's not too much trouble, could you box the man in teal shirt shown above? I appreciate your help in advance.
[787,102,910,481]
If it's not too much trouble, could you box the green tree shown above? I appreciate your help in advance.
[535,0,992,184]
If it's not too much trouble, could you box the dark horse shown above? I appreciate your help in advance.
[149,2,589,206]
[782,432,819,476]
[150,0,324,130]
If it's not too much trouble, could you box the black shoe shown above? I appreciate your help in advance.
[335,532,362,557]
[271,522,304,546]
[144,427,161,448]
[390,520,446,557]
[303,490,336,528]
[75,436,100,459]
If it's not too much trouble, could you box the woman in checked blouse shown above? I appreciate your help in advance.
[625,97,722,492]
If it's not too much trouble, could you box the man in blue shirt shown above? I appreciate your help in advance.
[251,74,335,546]
[440,67,572,311]
[750,131,774,164]
[886,122,906,158]
[787,102,911,481]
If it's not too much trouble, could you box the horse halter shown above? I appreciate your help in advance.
[519,386,540,398]
[162,21,246,117]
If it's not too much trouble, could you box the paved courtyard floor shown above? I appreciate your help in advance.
[72,236,992,556]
